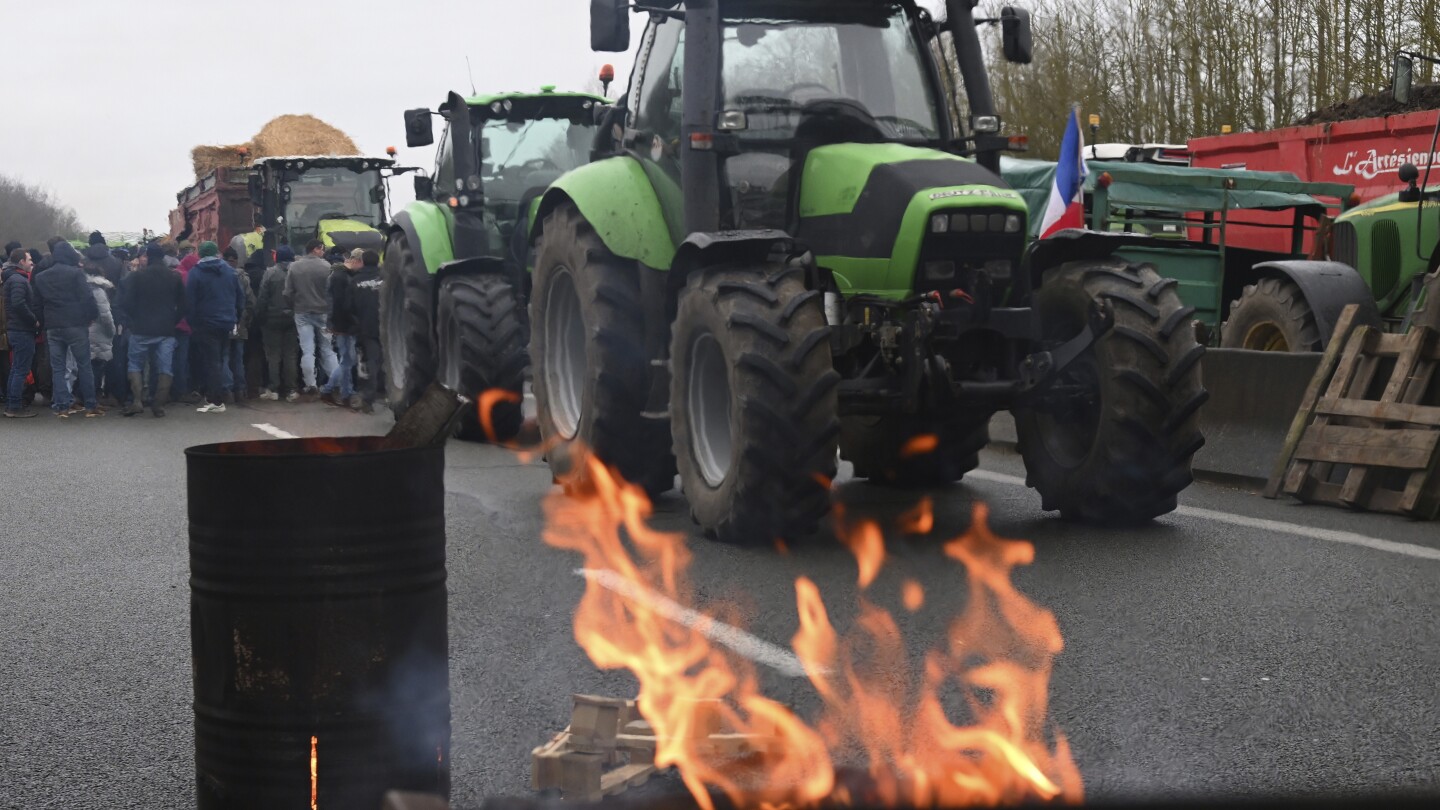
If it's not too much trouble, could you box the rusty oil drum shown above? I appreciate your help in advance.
[187,436,450,809]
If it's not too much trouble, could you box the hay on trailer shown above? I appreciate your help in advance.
[189,114,361,180]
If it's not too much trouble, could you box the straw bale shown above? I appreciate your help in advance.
[191,144,249,179]
[250,114,360,160]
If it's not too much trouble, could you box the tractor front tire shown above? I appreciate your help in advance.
[1220,276,1321,352]
[380,231,435,418]
[1016,260,1208,524]
[437,274,528,443]
[530,203,674,495]
[841,414,989,487]
[670,265,840,545]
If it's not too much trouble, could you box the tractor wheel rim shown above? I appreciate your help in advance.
[441,307,461,390]
[545,268,585,440]
[688,331,733,488]
[1243,322,1290,352]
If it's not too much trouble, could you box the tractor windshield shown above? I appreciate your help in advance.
[283,166,383,231]
[721,5,941,142]
[479,117,593,207]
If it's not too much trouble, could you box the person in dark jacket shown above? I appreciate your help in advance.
[119,242,186,417]
[185,241,242,413]
[352,249,383,413]
[220,248,255,402]
[319,249,361,407]
[83,232,128,405]
[3,248,41,417]
[31,241,101,417]
[255,246,299,401]
[284,239,339,394]
[82,231,125,285]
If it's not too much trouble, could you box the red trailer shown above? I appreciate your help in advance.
[1188,110,1440,252]
[169,167,254,249]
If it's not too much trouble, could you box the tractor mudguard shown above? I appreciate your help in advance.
[1251,260,1384,347]
[533,157,678,270]
[1025,229,1175,287]
[672,230,796,278]
[436,255,508,282]
[392,205,456,277]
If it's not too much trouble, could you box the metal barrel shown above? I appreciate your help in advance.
[187,436,450,809]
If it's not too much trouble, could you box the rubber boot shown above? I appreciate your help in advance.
[153,375,171,418]
[123,373,145,417]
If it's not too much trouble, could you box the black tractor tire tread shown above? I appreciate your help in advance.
[1016,259,1207,524]
[672,266,839,545]
[530,203,674,495]
[438,274,528,442]
[1221,277,1323,352]
[380,231,435,419]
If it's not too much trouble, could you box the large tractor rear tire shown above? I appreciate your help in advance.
[841,414,988,487]
[437,274,527,443]
[1220,276,1321,352]
[380,231,435,418]
[670,265,840,545]
[530,203,674,495]
[1016,260,1208,524]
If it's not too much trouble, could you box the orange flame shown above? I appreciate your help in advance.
[478,389,523,444]
[542,453,1082,808]
[309,735,318,810]
[899,434,939,459]
[901,581,925,613]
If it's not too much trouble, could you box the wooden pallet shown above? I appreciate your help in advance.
[1273,320,1440,518]
[532,695,779,802]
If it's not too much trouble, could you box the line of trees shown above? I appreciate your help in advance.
[982,0,1440,159]
[1,173,84,250]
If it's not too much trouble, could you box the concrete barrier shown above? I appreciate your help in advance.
[988,349,1322,488]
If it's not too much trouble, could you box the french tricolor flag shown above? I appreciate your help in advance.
[1038,107,1089,238]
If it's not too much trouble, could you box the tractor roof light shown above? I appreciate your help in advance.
[386,146,397,156]
[1097,171,1114,190]
[448,197,459,208]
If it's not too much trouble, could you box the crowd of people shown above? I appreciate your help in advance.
[0,231,384,419]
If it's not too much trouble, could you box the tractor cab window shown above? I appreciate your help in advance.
[479,116,592,205]
[630,12,686,157]
[282,167,383,232]
[720,6,941,143]
[434,122,455,199]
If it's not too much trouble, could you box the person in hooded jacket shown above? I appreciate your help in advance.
[319,249,361,407]
[31,241,101,417]
[82,263,116,408]
[220,247,255,402]
[185,241,242,413]
[82,231,124,285]
[3,248,41,418]
[255,245,300,401]
[166,251,201,403]
[352,250,383,413]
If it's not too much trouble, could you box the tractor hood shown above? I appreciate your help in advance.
[319,219,385,253]
[796,143,1028,298]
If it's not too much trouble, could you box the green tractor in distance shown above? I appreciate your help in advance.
[383,87,607,439]
[527,0,1209,545]
[249,155,401,256]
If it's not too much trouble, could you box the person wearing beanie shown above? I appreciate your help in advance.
[30,241,101,417]
[185,240,242,413]
[3,248,41,417]
[219,246,255,402]
[283,239,338,396]
[318,249,361,408]
[118,242,186,417]
[255,245,300,400]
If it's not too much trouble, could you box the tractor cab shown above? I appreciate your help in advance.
[250,156,397,255]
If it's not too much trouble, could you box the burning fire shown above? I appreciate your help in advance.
[540,456,1082,808]
[310,735,318,810]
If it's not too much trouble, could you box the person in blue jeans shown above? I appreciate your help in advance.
[284,240,339,395]
[3,248,41,418]
[31,241,101,418]
[320,249,361,406]
[185,242,243,413]
[120,242,186,417]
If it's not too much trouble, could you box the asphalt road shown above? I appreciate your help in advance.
[2,401,1438,808]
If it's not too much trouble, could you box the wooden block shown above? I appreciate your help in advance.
[1293,425,1440,470]
[570,695,626,750]
[558,752,605,802]
[600,763,657,796]
[1313,397,1440,427]
[531,731,573,791]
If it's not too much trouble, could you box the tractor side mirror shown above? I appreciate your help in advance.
[414,175,435,201]
[1394,53,1415,105]
[1399,162,1422,202]
[405,108,435,148]
[1001,7,1033,65]
[591,0,630,53]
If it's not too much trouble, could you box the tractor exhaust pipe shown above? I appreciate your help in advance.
[945,0,1001,173]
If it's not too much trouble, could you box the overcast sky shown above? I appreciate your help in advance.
[1,0,648,235]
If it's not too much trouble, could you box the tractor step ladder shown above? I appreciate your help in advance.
[1270,309,1440,519]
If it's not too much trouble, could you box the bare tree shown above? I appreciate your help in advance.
[0,173,84,249]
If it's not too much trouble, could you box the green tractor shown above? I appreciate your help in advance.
[525,0,1208,544]
[383,87,607,438]
[249,155,401,256]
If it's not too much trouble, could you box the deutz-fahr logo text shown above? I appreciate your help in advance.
[929,188,1019,201]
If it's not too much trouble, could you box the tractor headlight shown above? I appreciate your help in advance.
[458,194,471,207]
[988,213,1006,232]
[951,213,969,232]
[924,261,956,281]
[984,260,1013,282]
[973,115,1001,133]
[467,175,482,190]
[930,214,949,233]
[970,213,988,232]
[1005,214,1023,233]
[455,178,466,191]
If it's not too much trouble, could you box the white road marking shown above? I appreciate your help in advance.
[575,568,816,678]
[965,469,1440,563]
[252,423,300,440]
